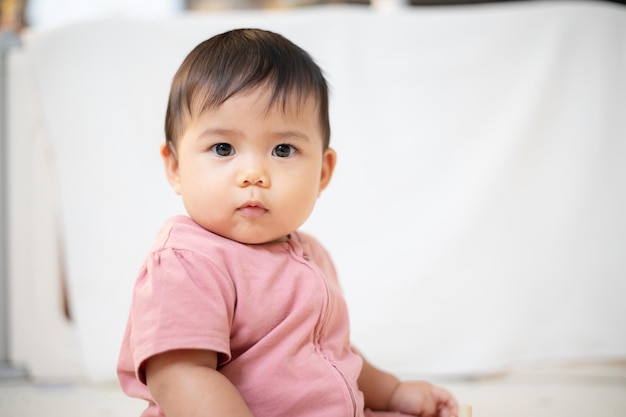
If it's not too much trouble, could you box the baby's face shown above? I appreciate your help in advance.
[162,86,335,244]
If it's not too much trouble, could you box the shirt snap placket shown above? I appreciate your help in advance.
[289,242,358,417]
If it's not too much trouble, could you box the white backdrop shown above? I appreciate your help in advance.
[15,1,626,381]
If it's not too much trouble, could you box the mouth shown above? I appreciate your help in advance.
[237,201,269,218]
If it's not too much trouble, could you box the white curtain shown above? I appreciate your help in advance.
[21,1,626,381]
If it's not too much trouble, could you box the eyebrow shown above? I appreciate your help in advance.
[272,130,310,142]
[198,128,241,139]
[198,128,310,142]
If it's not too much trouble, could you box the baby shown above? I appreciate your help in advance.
[117,28,458,417]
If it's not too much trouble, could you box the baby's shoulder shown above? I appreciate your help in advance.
[292,231,336,271]
[292,230,324,252]
[150,215,235,258]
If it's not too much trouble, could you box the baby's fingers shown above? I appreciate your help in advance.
[432,386,458,417]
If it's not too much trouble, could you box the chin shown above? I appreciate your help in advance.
[238,232,291,245]
[205,222,291,245]
[246,236,288,245]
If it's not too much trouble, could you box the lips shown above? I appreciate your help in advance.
[237,201,268,218]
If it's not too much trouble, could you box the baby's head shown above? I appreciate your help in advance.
[165,28,330,154]
[161,29,336,245]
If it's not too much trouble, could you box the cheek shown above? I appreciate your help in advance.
[178,172,209,205]
[180,158,219,187]
[290,170,323,203]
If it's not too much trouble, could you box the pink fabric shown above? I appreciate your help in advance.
[117,215,367,417]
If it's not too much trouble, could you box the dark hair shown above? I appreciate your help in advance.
[165,28,330,152]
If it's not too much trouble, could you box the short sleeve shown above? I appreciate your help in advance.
[128,248,236,382]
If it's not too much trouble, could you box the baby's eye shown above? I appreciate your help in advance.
[210,143,235,157]
[272,144,297,158]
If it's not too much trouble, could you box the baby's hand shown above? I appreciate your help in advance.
[388,380,458,417]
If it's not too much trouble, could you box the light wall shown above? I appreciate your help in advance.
[6,1,626,381]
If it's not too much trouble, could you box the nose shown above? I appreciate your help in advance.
[237,161,270,188]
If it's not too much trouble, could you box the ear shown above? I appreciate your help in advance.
[160,143,182,195]
[318,147,337,195]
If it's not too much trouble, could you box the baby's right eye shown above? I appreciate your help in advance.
[210,143,235,157]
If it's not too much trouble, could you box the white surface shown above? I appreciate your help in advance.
[6,49,83,379]
[25,0,184,29]
[10,1,626,381]
[1,362,626,417]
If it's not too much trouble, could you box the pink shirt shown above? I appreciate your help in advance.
[117,215,366,417]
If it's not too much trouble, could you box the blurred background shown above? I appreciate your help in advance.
[2,0,626,31]
[1,0,625,416]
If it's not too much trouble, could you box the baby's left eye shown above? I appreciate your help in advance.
[272,144,297,158]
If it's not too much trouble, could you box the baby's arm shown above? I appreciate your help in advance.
[145,349,254,417]
[358,356,402,410]
[358,355,458,417]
